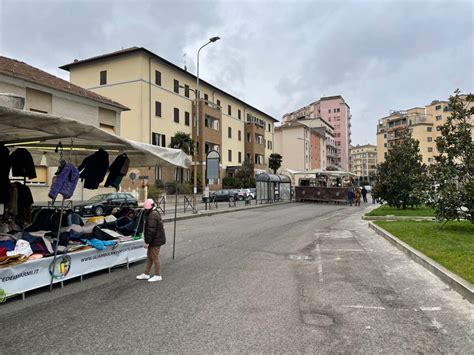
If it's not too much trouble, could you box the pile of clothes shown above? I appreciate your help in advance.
[0,207,144,268]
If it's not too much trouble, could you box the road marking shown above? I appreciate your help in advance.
[289,255,312,261]
[322,249,365,252]
[315,242,323,283]
[342,305,386,310]
[419,307,442,311]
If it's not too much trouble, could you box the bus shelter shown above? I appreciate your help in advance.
[256,173,292,203]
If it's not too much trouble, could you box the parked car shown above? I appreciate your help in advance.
[202,189,239,202]
[74,192,138,216]
[237,188,255,200]
[249,188,256,199]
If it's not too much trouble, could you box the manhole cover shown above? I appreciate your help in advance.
[288,255,312,261]
[303,313,334,327]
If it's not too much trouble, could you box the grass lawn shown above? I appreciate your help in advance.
[367,204,435,217]
[375,220,474,284]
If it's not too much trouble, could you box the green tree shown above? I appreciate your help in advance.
[373,128,428,209]
[268,153,283,174]
[169,132,194,155]
[429,90,474,222]
[236,158,255,188]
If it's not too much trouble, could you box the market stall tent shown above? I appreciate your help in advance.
[0,105,191,168]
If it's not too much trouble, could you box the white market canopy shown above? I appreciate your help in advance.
[285,168,357,177]
[0,105,191,168]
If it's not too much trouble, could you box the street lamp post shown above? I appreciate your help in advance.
[193,36,220,212]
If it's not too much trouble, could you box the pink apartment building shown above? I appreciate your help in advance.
[282,95,352,171]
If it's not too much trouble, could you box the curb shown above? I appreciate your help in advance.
[162,201,293,223]
[363,215,436,221]
[368,222,473,303]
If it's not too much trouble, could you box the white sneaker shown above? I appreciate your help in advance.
[148,275,162,282]
[136,273,150,280]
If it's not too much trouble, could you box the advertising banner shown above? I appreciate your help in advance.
[0,240,146,300]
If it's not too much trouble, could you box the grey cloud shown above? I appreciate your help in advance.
[1,0,472,145]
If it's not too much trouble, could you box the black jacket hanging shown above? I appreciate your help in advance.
[104,153,130,189]
[10,148,36,179]
[78,149,109,190]
[0,145,11,203]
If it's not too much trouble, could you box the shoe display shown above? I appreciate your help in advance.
[136,273,150,280]
[148,275,162,282]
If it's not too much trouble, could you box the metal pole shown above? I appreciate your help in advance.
[49,197,65,292]
[172,170,178,260]
[193,38,219,211]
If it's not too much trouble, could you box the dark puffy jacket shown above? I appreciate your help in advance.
[78,149,109,190]
[48,162,79,200]
[10,148,36,179]
[144,210,166,247]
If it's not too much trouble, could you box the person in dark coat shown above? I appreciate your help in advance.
[347,189,355,206]
[361,187,368,203]
[136,199,166,282]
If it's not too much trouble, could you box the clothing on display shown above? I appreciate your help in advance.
[10,148,36,179]
[105,153,130,189]
[0,145,11,203]
[49,162,80,200]
[13,182,33,223]
[78,149,109,190]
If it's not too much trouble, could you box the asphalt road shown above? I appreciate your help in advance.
[1,203,472,353]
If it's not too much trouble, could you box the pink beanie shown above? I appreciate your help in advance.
[143,199,154,209]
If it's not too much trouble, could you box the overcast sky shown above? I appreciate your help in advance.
[1,0,472,145]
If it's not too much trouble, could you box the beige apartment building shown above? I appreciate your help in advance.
[350,144,377,183]
[60,47,277,188]
[0,55,128,201]
[377,98,473,165]
[274,118,335,174]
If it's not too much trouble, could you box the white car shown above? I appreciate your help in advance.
[237,188,255,200]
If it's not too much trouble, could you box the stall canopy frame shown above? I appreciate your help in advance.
[0,106,192,168]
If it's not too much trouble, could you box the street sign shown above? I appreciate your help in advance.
[206,150,220,180]
[139,175,149,180]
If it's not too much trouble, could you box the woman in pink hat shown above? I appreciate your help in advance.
[136,199,166,282]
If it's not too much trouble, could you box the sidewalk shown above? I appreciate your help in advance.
[160,199,293,223]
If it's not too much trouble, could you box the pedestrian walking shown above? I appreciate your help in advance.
[361,187,368,203]
[347,189,355,206]
[354,188,361,206]
[136,199,166,282]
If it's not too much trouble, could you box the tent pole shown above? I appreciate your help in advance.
[49,197,65,292]
[172,168,178,260]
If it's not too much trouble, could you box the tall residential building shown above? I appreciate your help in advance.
[60,47,277,187]
[274,118,333,173]
[350,144,377,183]
[282,95,352,171]
[376,97,474,165]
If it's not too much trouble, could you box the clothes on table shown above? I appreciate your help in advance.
[6,239,33,257]
[82,238,117,251]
